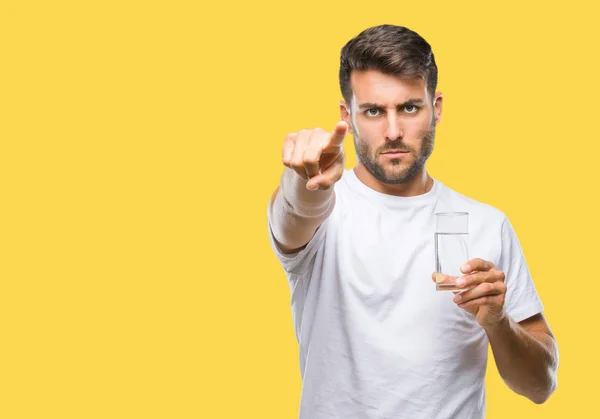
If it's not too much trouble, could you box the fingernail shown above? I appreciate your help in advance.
[456,278,466,287]
[306,183,319,191]
[453,294,462,303]
[461,264,470,273]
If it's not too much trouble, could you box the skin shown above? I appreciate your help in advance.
[432,260,558,403]
[271,123,347,252]
[271,69,558,403]
[340,70,442,197]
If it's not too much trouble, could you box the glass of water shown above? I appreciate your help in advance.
[435,212,469,291]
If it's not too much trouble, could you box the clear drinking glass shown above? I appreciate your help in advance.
[435,212,469,291]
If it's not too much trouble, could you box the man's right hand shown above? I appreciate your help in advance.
[282,121,348,191]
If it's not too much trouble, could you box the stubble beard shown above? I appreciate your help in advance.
[353,121,436,185]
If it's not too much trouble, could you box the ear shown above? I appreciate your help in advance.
[339,101,354,134]
[433,92,443,125]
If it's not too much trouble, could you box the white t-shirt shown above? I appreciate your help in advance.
[267,169,543,419]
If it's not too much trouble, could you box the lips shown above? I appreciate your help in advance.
[382,150,409,154]
[381,150,410,157]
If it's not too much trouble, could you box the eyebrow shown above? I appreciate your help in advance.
[358,99,426,109]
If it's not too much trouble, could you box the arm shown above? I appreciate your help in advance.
[269,123,347,254]
[269,170,336,253]
[486,313,558,404]
[434,258,559,404]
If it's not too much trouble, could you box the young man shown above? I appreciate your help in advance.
[267,24,558,419]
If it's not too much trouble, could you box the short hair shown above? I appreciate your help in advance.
[339,24,438,107]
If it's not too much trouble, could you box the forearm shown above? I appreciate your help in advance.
[486,316,558,403]
[269,167,335,252]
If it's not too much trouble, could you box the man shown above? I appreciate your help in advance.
[267,24,558,418]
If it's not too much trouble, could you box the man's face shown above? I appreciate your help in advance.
[342,70,442,185]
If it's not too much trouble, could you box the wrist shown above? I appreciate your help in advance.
[281,168,334,218]
[484,313,511,335]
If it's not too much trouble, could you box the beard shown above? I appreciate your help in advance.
[353,121,435,185]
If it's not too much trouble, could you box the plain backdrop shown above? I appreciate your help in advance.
[1,1,598,417]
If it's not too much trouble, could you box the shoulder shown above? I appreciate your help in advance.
[435,181,507,226]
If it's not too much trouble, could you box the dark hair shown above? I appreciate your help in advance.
[339,24,438,106]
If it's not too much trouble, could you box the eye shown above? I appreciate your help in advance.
[404,104,419,114]
[365,108,381,117]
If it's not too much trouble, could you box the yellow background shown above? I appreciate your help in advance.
[1,0,597,417]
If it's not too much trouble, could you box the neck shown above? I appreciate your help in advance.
[353,164,433,197]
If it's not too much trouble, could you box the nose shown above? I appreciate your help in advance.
[385,113,403,141]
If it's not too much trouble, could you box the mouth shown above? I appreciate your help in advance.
[381,150,410,158]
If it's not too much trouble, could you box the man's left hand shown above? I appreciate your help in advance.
[433,258,507,329]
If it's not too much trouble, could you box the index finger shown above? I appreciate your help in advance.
[460,258,494,274]
[323,121,348,149]
[455,270,497,289]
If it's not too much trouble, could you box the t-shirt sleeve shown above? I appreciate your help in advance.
[266,202,328,276]
[498,216,544,323]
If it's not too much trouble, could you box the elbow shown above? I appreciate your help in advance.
[530,389,554,405]
[529,374,558,405]
[529,339,560,404]
[530,391,552,405]
[506,369,558,405]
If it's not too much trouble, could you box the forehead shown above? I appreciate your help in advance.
[350,70,428,104]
